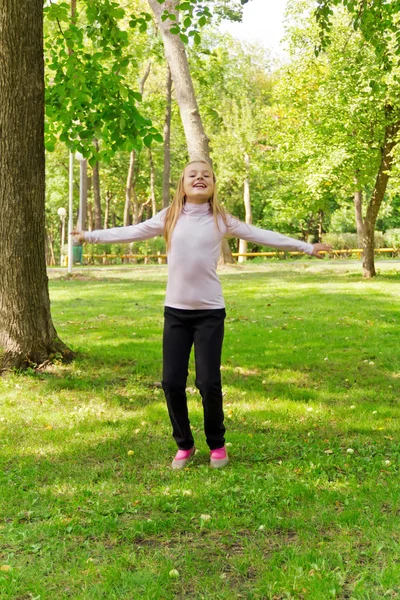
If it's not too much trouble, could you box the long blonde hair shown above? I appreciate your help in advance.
[164,160,227,251]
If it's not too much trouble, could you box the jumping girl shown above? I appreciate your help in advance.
[73,160,330,470]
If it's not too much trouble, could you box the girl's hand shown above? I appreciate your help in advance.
[70,230,86,244]
[311,243,332,259]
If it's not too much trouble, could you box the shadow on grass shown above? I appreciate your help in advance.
[38,271,400,410]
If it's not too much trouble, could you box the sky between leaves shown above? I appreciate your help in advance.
[219,0,288,58]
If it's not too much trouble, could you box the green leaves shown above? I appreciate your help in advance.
[315,0,400,69]
[44,0,165,163]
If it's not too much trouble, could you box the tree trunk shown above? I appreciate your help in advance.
[148,0,234,263]
[238,152,252,263]
[318,209,324,243]
[104,191,111,229]
[87,200,94,231]
[147,0,210,160]
[218,239,235,265]
[92,140,102,230]
[77,158,88,230]
[353,173,364,247]
[133,189,140,224]
[0,0,73,371]
[46,228,56,267]
[163,65,172,208]
[362,114,400,278]
[124,150,135,226]
[149,149,157,216]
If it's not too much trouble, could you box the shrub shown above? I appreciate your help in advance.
[322,232,385,249]
[384,229,400,249]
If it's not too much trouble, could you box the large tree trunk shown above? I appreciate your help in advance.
[238,152,252,263]
[0,0,73,371]
[163,65,172,208]
[362,114,400,278]
[148,0,210,160]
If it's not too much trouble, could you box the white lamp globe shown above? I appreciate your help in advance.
[57,207,67,218]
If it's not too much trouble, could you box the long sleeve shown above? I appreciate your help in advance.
[84,208,168,244]
[226,215,314,255]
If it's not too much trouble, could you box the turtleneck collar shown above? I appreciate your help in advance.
[183,201,211,215]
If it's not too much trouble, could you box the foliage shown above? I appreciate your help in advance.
[315,0,400,69]
[44,0,162,164]
[267,0,400,239]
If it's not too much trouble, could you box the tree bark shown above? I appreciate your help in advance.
[104,191,111,229]
[362,113,400,278]
[0,0,73,371]
[163,65,172,208]
[148,0,235,263]
[238,152,252,263]
[147,0,210,160]
[318,209,324,243]
[124,151,135,226]
[149,149,157,216]
[78,159,88,230]
[353,173,364,247]
[92,140,102,230]
[218,239,235,265]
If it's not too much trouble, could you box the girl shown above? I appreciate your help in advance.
[73,160,330,470]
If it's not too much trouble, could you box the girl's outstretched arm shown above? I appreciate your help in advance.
[72,208,168,244]
[226,215,331,258]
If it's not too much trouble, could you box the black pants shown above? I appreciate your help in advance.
[162,306,226,450]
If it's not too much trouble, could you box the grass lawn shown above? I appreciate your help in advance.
[1,260,400,599]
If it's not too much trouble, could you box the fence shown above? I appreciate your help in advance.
[76,248,400,265]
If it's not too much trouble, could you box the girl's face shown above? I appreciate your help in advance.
[183,162,215,204]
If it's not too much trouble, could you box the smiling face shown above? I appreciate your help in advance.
[183,161,215,204]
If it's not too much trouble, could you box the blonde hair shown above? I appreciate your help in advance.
[164,159,227,251]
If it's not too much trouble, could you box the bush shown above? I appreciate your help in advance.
[384,229,400,249]
[322,232,385,249]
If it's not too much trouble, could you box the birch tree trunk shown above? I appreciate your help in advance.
[163,65,172,208]
[0,0,73,371]
[147,0,210,160]
[362,113,400,278]
[148,0,234,263]
[238,153,252,263]
[124,151,135,226]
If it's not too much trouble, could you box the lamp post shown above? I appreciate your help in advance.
[57,207,67,266]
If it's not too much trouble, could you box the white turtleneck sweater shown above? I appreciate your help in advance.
[84,202,313,310]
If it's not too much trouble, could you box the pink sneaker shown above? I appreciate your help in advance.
[171,446,196,470]
[210,446,229,469]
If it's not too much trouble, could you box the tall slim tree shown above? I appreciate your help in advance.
[147,0,210,160]
[0,0,72,370]
[148,0,234,262]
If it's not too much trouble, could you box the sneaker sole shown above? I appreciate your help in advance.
[171,447,196,470]
[210,456,229,469]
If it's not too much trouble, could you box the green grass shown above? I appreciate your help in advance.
[1,260,400,599]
